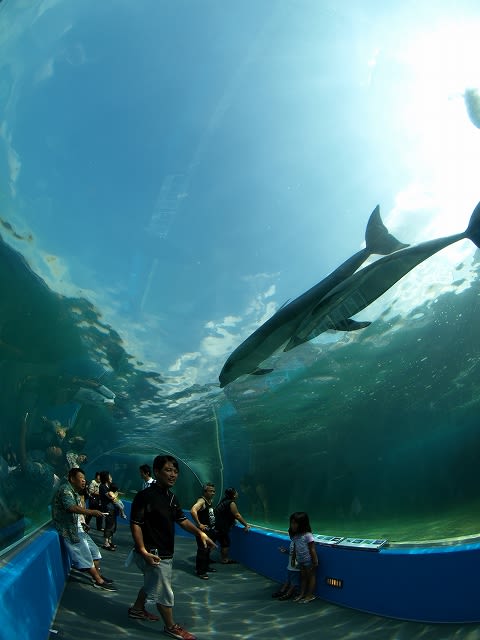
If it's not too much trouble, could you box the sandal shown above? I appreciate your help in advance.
[300,595,317,603]
[220,559,238,564]
[196,573,209,580]
[102,544,116,551]
[278,592,293,601]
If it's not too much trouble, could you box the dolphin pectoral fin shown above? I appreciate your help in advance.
[251,368,274,376]
[365,205,409,255]
[284,318,371,353]
[333,319,371,331]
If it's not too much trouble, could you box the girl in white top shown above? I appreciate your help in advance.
[290,511,318,603]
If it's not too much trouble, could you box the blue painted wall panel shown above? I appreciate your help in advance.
[229,526,480,623]
[0,528,68,640]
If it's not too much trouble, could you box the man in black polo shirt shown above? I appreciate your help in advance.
[128,454,215,640]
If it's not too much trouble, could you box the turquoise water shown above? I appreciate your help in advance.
[2,0,480,552]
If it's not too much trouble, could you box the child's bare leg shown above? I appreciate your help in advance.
[293,570,307,601]
[303,567,317,600]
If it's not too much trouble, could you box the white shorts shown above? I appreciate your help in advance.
[63,531,102,570]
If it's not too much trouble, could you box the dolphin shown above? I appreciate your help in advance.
[219,206,407,387]
[284,200,480,352]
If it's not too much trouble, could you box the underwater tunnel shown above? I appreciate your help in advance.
[2,1,480,637]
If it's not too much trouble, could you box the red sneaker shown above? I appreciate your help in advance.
[164,624,197,639]
[128,607,160,621]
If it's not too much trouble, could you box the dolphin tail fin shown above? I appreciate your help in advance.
[465,201,480,248]
[365,205,409,255]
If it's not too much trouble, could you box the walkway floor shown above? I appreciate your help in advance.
[50,525,480,640]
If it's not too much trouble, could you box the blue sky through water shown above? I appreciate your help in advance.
[1,0,480,395]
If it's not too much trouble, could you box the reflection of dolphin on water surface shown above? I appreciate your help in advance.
[219,200,480,388]
[284,200,480,352]
[219,205,408,388]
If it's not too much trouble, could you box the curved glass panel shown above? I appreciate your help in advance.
[1,0,480,553]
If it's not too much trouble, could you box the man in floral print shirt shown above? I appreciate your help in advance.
[52,467,115,591]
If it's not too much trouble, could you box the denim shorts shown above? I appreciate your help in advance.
[134,552,174,608]
[63,531,101,570]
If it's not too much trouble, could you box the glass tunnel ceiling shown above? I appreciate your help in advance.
[2,0,480,545]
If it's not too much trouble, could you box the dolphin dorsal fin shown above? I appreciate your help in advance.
[365,205,408,255]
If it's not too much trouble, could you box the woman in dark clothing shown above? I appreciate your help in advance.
[99,470,117,550]
[86,471,104,530]
[214,487,250,563]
